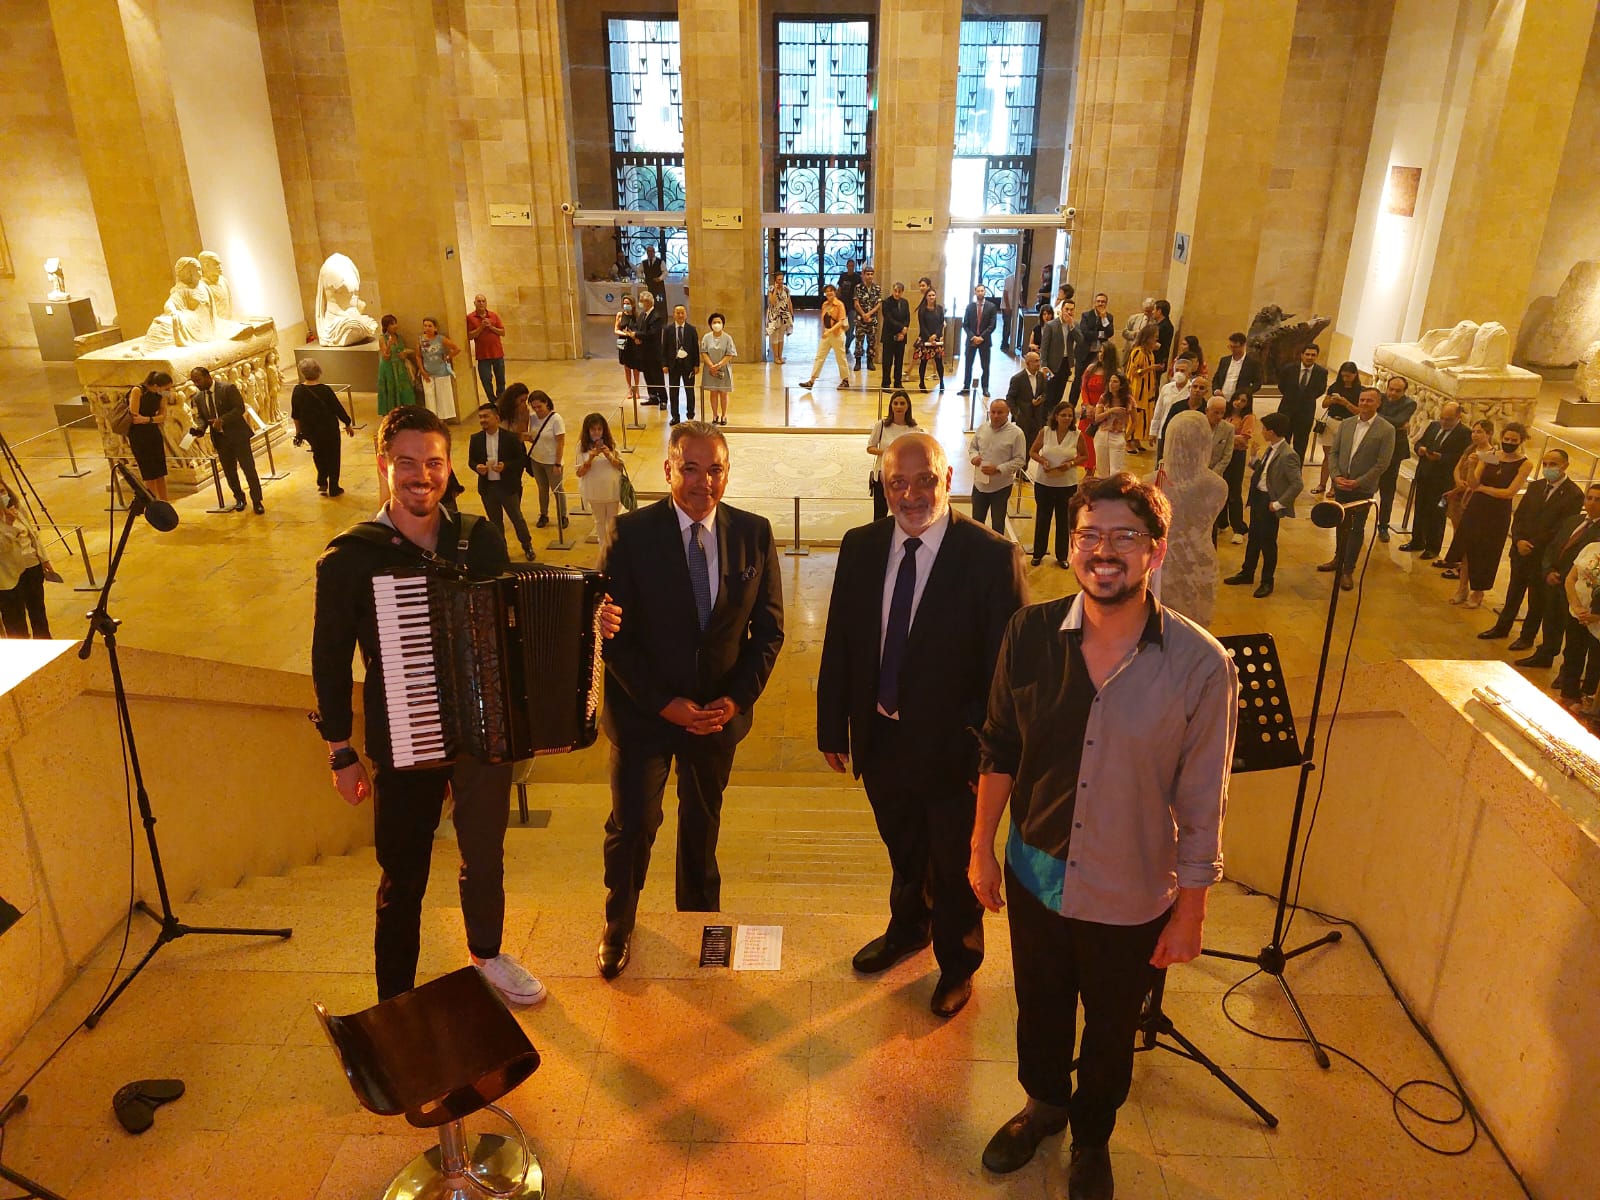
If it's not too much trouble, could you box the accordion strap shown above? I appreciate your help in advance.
[330,512,482,578]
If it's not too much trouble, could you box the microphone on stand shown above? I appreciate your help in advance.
[1310,495,1376,529]
[114,462,180,532]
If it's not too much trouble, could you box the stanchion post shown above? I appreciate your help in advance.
[204,455,231,513]
[784,496,810,557]
[107,460,128,513]
[73,526,101,592]
[257,425,290,481]
[545,488,576,550]
[58,424,90,479]
[617,405,635,454]
[626,387,645,432]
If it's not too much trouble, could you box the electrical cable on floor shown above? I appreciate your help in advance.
[0,695,142,1200]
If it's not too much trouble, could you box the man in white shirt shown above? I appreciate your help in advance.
[1224,410,1302,597]
[468,402,535,560]
[1317,387,1394,591]
[1151,358,1195,465]
[969,399,1028,535]
[1215,332,1261,401]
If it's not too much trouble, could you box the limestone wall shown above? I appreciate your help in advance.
[0,0,114,350]
[0,644,371,1063]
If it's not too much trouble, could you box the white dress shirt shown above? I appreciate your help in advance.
[1220,354,1246,397]
[969,421,1029,494]
[877,512,951,718]
[484,428,501,481]
[1348,415,1376,459]
[675,502,720,610]
[1255,442,1275,493]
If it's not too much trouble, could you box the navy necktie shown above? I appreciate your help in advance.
[877,538,921,716]
[689,522,712,630]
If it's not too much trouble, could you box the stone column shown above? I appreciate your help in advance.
[48,0,202,336]
[873,0,963,290]
[679,0,764,350]
[1065,0,1200,311]
[338,0,466,355]
[1166,0,1297,360]
[1419,2,1599,345]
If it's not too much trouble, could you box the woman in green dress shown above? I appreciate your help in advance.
[377,313,417,416]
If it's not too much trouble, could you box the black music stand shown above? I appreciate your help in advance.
[1205,628,1343,1068]
[1134,969,1277,1128]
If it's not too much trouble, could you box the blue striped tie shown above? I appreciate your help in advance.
[689,522,712,630]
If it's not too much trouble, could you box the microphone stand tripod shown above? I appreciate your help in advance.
[1202,502,1371,1068]
[78,487,292,1029]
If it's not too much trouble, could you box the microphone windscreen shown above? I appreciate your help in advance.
[1310,500,1344,529]
[145,502,180,532]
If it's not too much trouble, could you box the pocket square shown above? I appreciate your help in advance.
[739,564,758,582]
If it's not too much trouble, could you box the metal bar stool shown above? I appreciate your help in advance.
[315,966,544,1199]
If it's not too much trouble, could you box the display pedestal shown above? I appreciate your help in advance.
[1555,399,1600,428]
[300,342,380,393]
[29,297,99,362]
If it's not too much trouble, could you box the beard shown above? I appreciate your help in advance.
[1077,556,1149,608]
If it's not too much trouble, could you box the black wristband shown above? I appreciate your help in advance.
[329,746,361,771]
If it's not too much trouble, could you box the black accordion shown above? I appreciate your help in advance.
[373,564,607,769]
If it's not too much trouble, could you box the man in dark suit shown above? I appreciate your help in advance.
[662,304,699,425]
[1374,374,1418,542]
[880,280,912,390]
[1481,447,1581,649]
[959,285,999,398]
[1152,299,1175,373]
[818,431,1026,1018]
[1399,401,1470,559]
[1006,350,1052,454]
[1213,332,1262,403]
[596,422,785,979]
[468,402,535,561]
[1070,292,1115,405]
[1517,484,1600,673]
[1224,411,1302,597]
[632,290,668,409]
[189,366,264,514]
[1036,304,1067,410]
[1274,343,1328,460]
[1317,387,1394,591]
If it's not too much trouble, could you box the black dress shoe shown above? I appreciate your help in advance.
[252,500,265,515]
[1067,1142,1114,1200]
[1516,654,1555,669]
[1507,637,1535,652]
[981,1101,1070,1174]
[1253,581,1274,598]
[1398,541,1420,552]
[232,498,247,512]
[1377,527,1390,543]
[1419,549,1436,560]
[596,936,630,981]
[1223,571,1253,586]
[851,932,930,975]
[930,974,973,1019]
[1478,627,1512,640]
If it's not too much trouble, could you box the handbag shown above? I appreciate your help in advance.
[109,395,134,438]
[618,466,637,512]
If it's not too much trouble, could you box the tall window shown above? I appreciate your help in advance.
[606,19,687,275]
[772,19,873,303]
[946,19,1043,307]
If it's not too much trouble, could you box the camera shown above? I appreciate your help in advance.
[1063,206,1077,220]
[560,202,575,215]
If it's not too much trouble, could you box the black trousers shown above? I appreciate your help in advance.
[1497,544,1547,639]
[1334,488,1375,571]
[870,476,889,522]
[880,335,906,388]
[917,352,944,389]
[1538,573,1574,659]
[479,480,533,552]
[641,359,668,408]
[1410,470,1451,553]
[1220,449,1247,535]
[666,363,697,421]
[603,731,738,939]
[1045,369,1071,418]
[1377,450,1406,531]
[1287,409,1314,462]
[0,564,51,638]
[307,430,342,492]
[1558,616,1595,699]
[215,433,262,504]
[861,718,983,981]
[962,338,992,393]
[1240,490,1281,583]
[971,485,1012,534]
[1032,481,1076,561]
[371,755,513,1000]
[1006,865,1168,1146]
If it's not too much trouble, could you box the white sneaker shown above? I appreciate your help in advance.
[472,953,547,1006]
[1230,532,1244,545]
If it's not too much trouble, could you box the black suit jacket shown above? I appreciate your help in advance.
[662,321,699,369]
[1214,354,1262,398]
[1076,311,1114,364]
[1274,362,1328,424]
[1005,370,1052,448]
[1541,511,1600,578]
[468,429,530,491]
[881,296,911,341]
[1511,476,1583,552]
[1410,421,1470,487]
[196,381,252,446]
[634,306,666,368]
[816,511,1026,784]
[962,300,998,340]
[600,498,785,749]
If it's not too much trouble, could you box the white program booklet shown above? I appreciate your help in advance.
[732,924,783,971]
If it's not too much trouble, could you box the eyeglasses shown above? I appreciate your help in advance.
[884,473,942,495]
[1070,528,1154,552]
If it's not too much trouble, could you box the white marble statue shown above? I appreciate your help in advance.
[198,251,233,322]
[1151,410,1227,627]
[1417,320,1511,371]
[142,257,215,348]
[315,253,379,346]
[1525,261,1600,368]
[44,258,67,301]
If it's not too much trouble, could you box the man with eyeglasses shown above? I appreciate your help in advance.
[818,432,1026,1019]
[969,473,1237,1196]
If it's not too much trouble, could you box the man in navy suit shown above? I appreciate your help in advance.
[596,421,786,978]
[817,431,1027,1018]
[959,284,999,398]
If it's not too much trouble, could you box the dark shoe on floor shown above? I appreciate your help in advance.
[327,487,345,497]
[1398,540,1420,551]
[981,1100,1070,1175]
[1377,527,1391,543]
[1419,549,1436,560]
[1516,655,1555,669]
[1223,571,1253,586]
[522,544,537,561]
[1031,556,1043,567]
[930,974,973,1019]
[1507,637,1535,652]
[1316,559,1339,573]
[1253,581,1274,598]
[1478,626,1512,640]
[1339,573,1354,591]
[596,935,630,981]
[536,515,550,528]
[851,932,931,975]
[232,498,246,512]
[1067,1142,1114,1200]
[253,500,265,515]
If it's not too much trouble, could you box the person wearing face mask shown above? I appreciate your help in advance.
[699,312,737,427]
[1443,422,1533,610]
[0,480,56,638]
[1399,400,1470,559]
[1150,357,1194,467]
[1480,448,1582,649]
[1516,480,1600,672]
[615,294,642,408]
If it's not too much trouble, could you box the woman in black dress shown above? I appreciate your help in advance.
[1445,420,1532,610]
[614,296,641,406]
[915,287,946,392]
[125,370,172,502]
[290,357,355,496]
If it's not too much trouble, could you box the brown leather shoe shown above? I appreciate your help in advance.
[1339,573,1354,591]
[1316,558,1339,572]
[1067,1142,1114,1200]
[982,1100,1070,1174]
